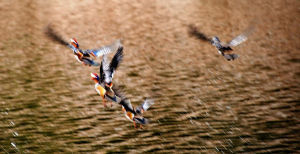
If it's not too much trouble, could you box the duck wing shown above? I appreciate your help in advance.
[82,58,100,66]
[136,99,154,115]
[102,46,124,84]
[108,46,124,82]
[227,26,255,47]
[99,60,105,84]
[87,39,122,57]
[101,54,111,83]
[120,98,135,113]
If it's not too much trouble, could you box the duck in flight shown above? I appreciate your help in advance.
[91,46,124,107]
[119,98,154,129]
[45,25,122,66]
[189,25,255,61]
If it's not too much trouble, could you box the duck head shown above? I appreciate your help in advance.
[70,38,79,48]
[90,73,99,83]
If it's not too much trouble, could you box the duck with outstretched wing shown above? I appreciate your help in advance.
[120,98,154,129]
[91,46,124,107]
[45,25,122,66]
[189,25,255,61]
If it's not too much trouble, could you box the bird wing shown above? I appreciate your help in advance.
[99,60,105,84]
[101,46,124,84]
[87,39,122,57]
[227,26,255,47]
[101,54,111,83]
[120,98,135,113]
[82,58,100,66]
[111,83,124,98]
[108,46,124,83]
[136,99,154,115]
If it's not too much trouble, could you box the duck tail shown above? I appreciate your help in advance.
[134,117,149,125]
[224,54,239,61]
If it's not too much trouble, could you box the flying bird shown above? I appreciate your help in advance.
[45,25,122,66]
[91,46,124,107]
[120,98,154,129]
[189,25,255,61]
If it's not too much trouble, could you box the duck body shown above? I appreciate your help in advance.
[211,36,238,61]
[120,98,154,128]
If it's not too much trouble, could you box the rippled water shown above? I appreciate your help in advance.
[0,0,299,153]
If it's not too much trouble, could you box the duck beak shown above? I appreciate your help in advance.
[90,73,99,82]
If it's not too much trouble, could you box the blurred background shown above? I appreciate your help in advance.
[0,0,299,153]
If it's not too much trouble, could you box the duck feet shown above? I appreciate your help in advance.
[139,124,143,129]
[133,122,138,129]
[102,100,108,108]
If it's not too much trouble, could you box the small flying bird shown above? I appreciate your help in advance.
[189,25,255,61]
[91,46,124,107]
[45,25,122,66]
[119,98,154,129]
